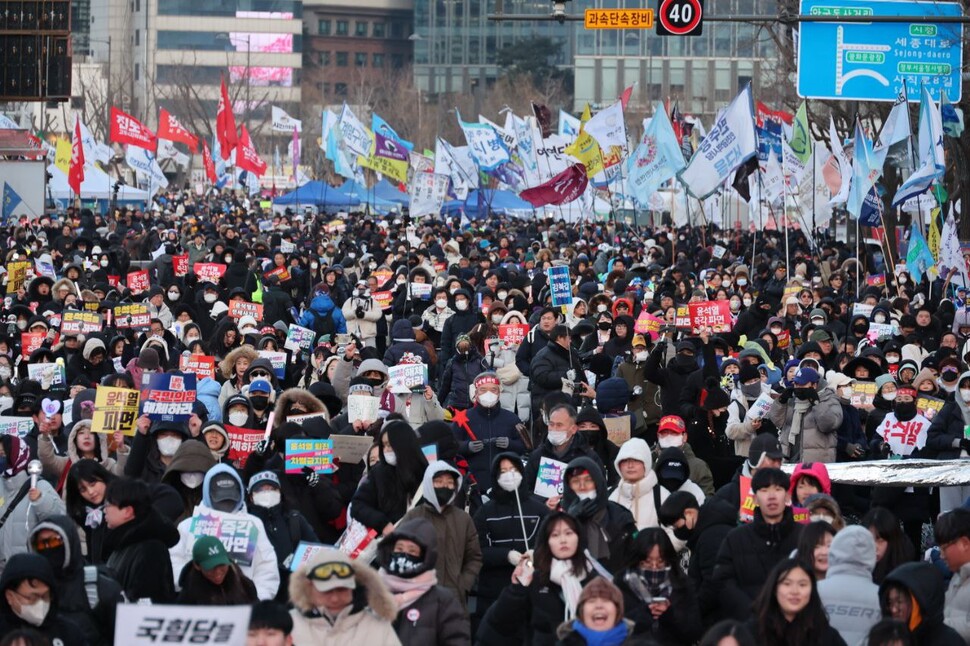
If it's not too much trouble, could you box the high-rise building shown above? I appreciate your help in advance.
[72,0,92,55]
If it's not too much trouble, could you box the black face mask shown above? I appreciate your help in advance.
[659,476,687,492]
[364,377,384,389]
[853,324,868,335]
[895,401,918,421]
[250,395,269,410]
[672,525,691,541]
[597,322,612,331]
[37,546,66,573]
[387,551,423,577]
[794,388,816,400]
[434,486,454,507]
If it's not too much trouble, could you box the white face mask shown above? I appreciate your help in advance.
[186,335,200,343]
[478,392,499,408]
[491,314,504,324]
[547,430,568,446]
[15,599,49,626]
[100,258,109,267]
[810,513,835,524]
[455,300,469,311]
[635,351,648,362]
[16,320,26,330]
[180,472,204,489]
[658,435,685,449]
[157,436,182,457]
[449,287,459,295]
[874,314,887,323]
[737,278,748,286]
[885,355,900,364]
[497,291,508,300]
[383,450,397,466]
[0,395,12,411]
[576,490,597,501]
[497,471,523,492]
[167,291,180,300]
[961,389,970,403]
[435,299,448,309]
[228,411,249,426]
[252,490,281,508]
[883,391,897,401]
[204,293,218,303]
[597,304,608,312]
[743,298,752,307]
[668,531,688,553]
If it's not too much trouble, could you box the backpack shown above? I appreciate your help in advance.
[310,309,337,339]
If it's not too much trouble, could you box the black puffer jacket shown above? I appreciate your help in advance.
[644,343,701,417]
[926,398,969,459]
[687,496,739,618]
[711,507,803,620]
[529,340,582,401]
[614,566,703,645]
[103,507,180,603]
[880,561,965,646]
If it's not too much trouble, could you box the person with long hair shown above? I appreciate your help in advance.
[477,511,596,646]
[862,507,915,584]
[749,558,847,646]
[350,420,429,536]
[64,459,116,564]
[699,620,757,646]
[794,520,836,581]
[613,527,702,644]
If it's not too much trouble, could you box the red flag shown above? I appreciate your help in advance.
[216,76,238,160]
[157,108,198,152]
[109,106,156,149]
[236,126,267,176]
[619,84,634,110]
[68,118,85,195]
[519,163,588,207]
[201,140,217,184]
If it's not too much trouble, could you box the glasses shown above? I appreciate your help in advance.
[33,534,64,551]
[249,371,271,379]
[308,561,353,581]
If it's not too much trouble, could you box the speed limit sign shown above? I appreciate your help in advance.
[656,0,704,36]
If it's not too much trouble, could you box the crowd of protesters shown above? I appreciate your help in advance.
[0,196,968,646]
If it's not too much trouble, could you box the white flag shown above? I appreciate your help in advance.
[337,104,371,157]
[584,101,626,151]
[271,106,302,133]
[678,85,757,199]
[762,153,785,204]
[513,116,542,188]
[558,110,581,142]
[827,117,851,205]
[78,119,111,165]
[319,109,337,151]
[125,146,168,195]
[409,173,450,218]
[156,139,190,168]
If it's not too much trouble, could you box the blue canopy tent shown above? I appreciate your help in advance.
[272,181,361,209]
[372,178,409,205]
[441,189,535,219]
[333,179,403,213]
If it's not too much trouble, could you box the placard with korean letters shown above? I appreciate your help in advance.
[115,603,251,645]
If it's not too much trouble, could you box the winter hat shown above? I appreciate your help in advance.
[577,576,625,620]
[595,377,631,413]
[248,470,281,493]
[738,363,761,384]
[576,407,607,433]
[0,553,55,591]
[81,338,106,361]
[305,548,356,593]
[792,367,820,385]
[789,462,832,497]
[875,374,896,392]
[348,377,375,396]
[655,447,690,491]
[701,378,731,410]
[748,433,783,467]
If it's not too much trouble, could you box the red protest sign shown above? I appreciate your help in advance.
[228,301,263,321]
[634,312,663,340]
[193,263,227,284]
[688,300,733,333]
[263,266,290,282]
[21,332,44,358]
[372,290,393,309]
[498,323,529,348]
[173,255,189,277]
[107,275,120,288]
[224,424,264,468]
[179,354,216,380]
[126,270,149,295]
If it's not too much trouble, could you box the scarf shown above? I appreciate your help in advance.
[572,620,629,646]
[549,558,585,622]
[786,398,811,461]
[85,505,104,529]
[381,569,437,609]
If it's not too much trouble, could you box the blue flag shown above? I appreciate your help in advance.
[626,103,685,204]
[858,185,884,227]
[371,113,413,152]
[846,120,880,219]
[906,223,937,284]
[457,110,510,171]
[326,125,356,181]
[2,182,22,222]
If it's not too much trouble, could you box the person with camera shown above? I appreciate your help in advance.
[342,279,384,349]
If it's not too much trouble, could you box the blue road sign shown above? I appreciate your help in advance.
[797,0,963,102]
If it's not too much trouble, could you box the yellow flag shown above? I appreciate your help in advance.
[928,207,941,260]
[55,138,71,175]
[565,129,604,178]
[581,104,592,124]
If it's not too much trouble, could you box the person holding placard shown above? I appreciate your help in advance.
[725,363,775,460]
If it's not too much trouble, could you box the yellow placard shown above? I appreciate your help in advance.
[91,387,141,436]
[585,8,654,29]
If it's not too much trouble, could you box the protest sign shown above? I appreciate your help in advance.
[335,520,378,560]
[61,311,103,335]
[372,269,393,286]
[263,266,290,283]
[498,323,529,348]
[867,322,899,340]
[675,306,692,330]
[876,416,930,456]
[331,434,374,464]
[285,324,316,353]
[228,301,263,322]
[224,424,263,467]
[193,263,227,284]
[286,411,329,425]
[172,255,189,277]
[27,362,66,389]
[744,393,774,422]
[849,382,877,408]
[793,506,811,524]
[547,266,572,307]
[409,282,432,300]
[115,604,250,646]
[114,303,151,328]
[179,354,216,380]
[372,290,393,309]
[604,416,631,445]
[916,394,945,420]
[739,475,756,522]
[143,372,196,421]
[348,395,379,423]
[388,362,428,393]
[6,261,31,293]
[422,444,437,462]
[20,332,44,358]
[776,329,791,349]
[688,301,733,333]
[289,542,329,572]
[634,312,663,340]
[0,416,34,438]
[257,350,287,379]
[534,457,567,498]
[852,303,875,319]
[188,507,258,566]
[126,269,149,294]
[712,244,727,259]
[107,275,120,288]
[91,387,140,436]
[35,258,56,280]
[284,438,334,473]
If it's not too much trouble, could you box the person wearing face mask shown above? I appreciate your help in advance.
[168,464,281,600]
[124,417,191,484]
[399,461,482,609]
[650,415,714,497]
[421,287,455,349]
[862,374,898,440]
[0,553,86,645]
[769,367,843,464]
[245,379,277,427]
[523,402,600,499]
[441,334,485,410]
[439,288,481,371]
[725,363,775,460]
[341,280,383,348]
[607,438,665,530]
[453,373,525,492]
[574,407,620,488]
[615,334,663,440]
[37,416,129,496]
[926,373,970,512]
[733,294,778,340]
[159,440,218,524]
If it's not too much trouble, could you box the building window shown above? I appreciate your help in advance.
[135,63,140,80]
[355,21,367,36]
[390,20,404,38]
[355,52,367,67]
[391,54,403,69]
[323,82,330,94]
[336,51,348,66]
[372,53,384,68]
[373,22,385,37]
[135,29,140,45]
[336,20,348,35]
[335,83,347,96]
[319,51,330,66]
[318,19,330,35]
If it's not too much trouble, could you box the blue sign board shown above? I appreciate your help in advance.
[797,0,963,102]
[547,266,573,307]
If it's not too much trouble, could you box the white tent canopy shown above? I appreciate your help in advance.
[47,164,149,201]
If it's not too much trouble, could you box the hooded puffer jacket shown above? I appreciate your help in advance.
[271,388,329,433]
[926,373,970,459]
[880,561,965,646]
[217,346,260,409]
[298,291,348,336]
[384,319,432,366]
[160,440,219,524]
[289,547,401,644]
[789,461,832,503]
[169,464,281,601]
[38,418,128,490]
[196,377,223,423]
[401,461,483,606]
[378,517,471,645]
[333,356,444,429]
[0,553,86,646]
[28,515,124,645]
[608,439,664,530]
[817,525,881,646]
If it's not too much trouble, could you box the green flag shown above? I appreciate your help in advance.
[788,101,812,164]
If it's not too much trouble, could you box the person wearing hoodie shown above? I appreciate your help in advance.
[27,514,124,645]
[725,362,775,459]
[562,456,637,572]
[377,517,471,645]
[103,476,180,603]
[769,366,843,463]
[817,525,882,646]
[926,371,970,512]
[175,534,259,606]
[168,464,281,601]
[608,438,665,531]
[400,460,482,608]
[288,546,401,644]
[880,561,965,646]
[0,553,85,646]
[298,288,348,339]
[124,417,192,484]
[65,336,112,385]
[37,417,128,492]
[199,420,233,464]
[440,288,482,369]
[575,407,621,489]
[472,453,549,623]
[788,461,832,507]
[384,318,433,367]
[440,334,485,409]
[934,508,970,642]
[342,280,383,347]
[159,440,219,524]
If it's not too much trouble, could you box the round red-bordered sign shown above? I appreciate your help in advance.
[658,0,703,35]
